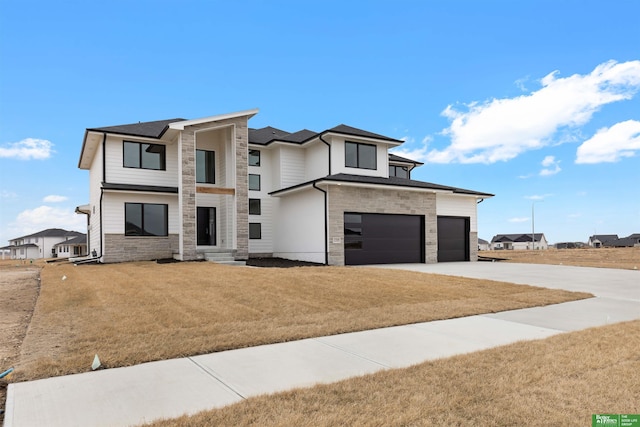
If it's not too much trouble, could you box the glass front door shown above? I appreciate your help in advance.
[197,207,216,246]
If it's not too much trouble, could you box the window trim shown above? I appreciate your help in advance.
[123,141,167,171]
[345,141,377,170]
[124,202,169,237]
[249,174,261,191]
[249,222,262,239]
[389,165,410,179]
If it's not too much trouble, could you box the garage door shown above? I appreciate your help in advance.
[344,213,424,265]
[437,216,470,262]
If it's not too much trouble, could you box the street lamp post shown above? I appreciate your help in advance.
[531,201,543,250]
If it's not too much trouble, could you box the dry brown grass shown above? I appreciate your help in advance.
[14,261,590,382]
[148,320,640,427]
[481,247,640,270]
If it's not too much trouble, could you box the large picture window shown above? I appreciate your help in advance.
[345,141,376,170]
[196,150,215,184]
[123,142,166,170]
[125,203,168,236]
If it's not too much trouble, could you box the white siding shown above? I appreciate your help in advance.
[304,141,329,181]
[89,145,103,254]
[104,135,179,187]
[329,136,387,178]
[102,192,179,234]
[273,188,325,263]
[436,194,478,232]
[279,146,305,188]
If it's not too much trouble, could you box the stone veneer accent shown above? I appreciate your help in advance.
[103,234,179,263]
[469,231,478,262]
[179,118,249,261]
[327,186,438,266]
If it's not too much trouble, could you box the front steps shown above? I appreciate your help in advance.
[200,250,246,266]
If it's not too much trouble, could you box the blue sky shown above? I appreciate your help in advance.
[1,0,639,246]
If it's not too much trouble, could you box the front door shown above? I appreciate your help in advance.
[197,207,216,246]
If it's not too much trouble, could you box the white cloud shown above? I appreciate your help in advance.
[0,138,54,160]
[425,60,640,164]
[575,119,640,163]
[390,136,432,162]
[567,213,582,218]
[1,190,17,199]
[539,155,561,176]
[6,206,86,239]
[509,217,530,223]
[525,194,552,201]
[43,195,68,203]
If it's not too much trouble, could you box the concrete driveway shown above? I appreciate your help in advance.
[5,262,639,427]
[372,262,640,301]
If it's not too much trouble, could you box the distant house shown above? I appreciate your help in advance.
[478,238,490,251]
[53,234,88,258]
[490,233,548,250]
[587,234,618,248]
[1,228,86,260]
[555,242,585,249]
[606,233,640,248]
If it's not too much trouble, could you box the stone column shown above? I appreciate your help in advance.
[179,130,197,260]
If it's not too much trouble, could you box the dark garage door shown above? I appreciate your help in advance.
[344,213,424,265]
[437,216,470,262]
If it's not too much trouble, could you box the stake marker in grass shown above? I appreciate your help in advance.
[91,354,101,371]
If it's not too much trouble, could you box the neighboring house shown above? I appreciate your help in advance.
[478,238,490,251]
[77,109,493,266]
[587,234,618,248]
[555,242,584,249]
[606,233,640,247]
[53,234,88,258]
[1,228,85,259]
[490,233,548,250]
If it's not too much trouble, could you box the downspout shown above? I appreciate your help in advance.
[99,132,106,261]
[312,182,328,265]
[319,134,331,175]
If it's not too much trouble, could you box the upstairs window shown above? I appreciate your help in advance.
[389,165,410,179]
[249,174,261,191]
[345,141,376,170]
[196,150,216,184]
[249,149,261,166]
[124,141,166,170]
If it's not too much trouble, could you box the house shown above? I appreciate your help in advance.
[606,233,640,247]
[53,234,88,258]
[490,233,548,250]
[1,228,85,260]
[478,238,490,251]
[587,234,618,248]
[77,109,493,266]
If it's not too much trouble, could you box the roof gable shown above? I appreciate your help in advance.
[326,124,403,143]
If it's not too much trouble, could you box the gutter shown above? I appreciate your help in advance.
[99,133,106,261]
[312,182,329,265]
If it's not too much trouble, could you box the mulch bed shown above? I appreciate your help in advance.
[245,257,325,268]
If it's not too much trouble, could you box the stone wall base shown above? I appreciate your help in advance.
[103,234,179,263]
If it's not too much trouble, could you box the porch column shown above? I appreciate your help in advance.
[179,130,197,260]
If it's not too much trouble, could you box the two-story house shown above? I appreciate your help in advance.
[77,109,493,265]
[2,228,85,259]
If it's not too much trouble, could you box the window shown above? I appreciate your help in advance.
[345,141,376,170]
[249,174,261,191]
[389,165,410,179]
[249,223,262,239]
[74,246,80,255]
[196,150,215,184]
[249,199,261,215]
[249,149,261,166]
[125,203,168,236]
[123,141,166,170]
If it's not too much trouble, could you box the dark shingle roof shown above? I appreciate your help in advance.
[248,126,291,145]
[12,228,82,241]
[326,124,404,143]
[54,234,87,246]
[589,234,618,242]
[88,118,186,139]
[280,129,318,143]
[478,238,489,245]
[605,233,640,247]
[388,153,424,165]
[491,233,545,243]
[270,173,493,197]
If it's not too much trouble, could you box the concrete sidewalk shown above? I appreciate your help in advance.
[4,263,639,427]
